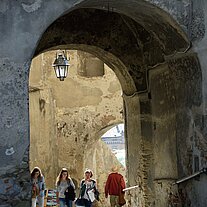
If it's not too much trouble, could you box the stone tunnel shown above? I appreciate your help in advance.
[1,0,207,206]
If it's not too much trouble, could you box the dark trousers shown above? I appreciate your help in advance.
[83,198,92,207]
[59,198,73,207]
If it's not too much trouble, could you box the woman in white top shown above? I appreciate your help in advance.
[56,168,75,207]
[79,169,97,207]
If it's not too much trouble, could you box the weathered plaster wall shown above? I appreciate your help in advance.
[150,64,178,207]
[123,94,144,206]
[146,0,205,41]
[168,54,206,207]
[0,60,31,206]
[29,87,58,188]
[29,50,124,193]
[149,53,203,207]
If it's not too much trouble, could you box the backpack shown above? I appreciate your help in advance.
[64,181,76,201]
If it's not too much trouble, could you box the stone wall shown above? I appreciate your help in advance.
[149,53,204,207]
[29,87,58,188]
[1,1,207,206]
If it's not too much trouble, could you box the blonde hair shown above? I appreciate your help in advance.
[111,166,119,172]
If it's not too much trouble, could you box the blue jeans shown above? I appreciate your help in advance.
[59,198,73,207]
[66,199,73,207]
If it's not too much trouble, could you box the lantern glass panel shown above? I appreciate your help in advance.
[54,67,60,78]
[64,66,68,77]
[60,66,66,77]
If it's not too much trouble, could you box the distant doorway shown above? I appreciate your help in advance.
[102,123,126,167]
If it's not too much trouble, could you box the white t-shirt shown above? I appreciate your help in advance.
[57,180,68,198]
[82,180,95,200]
[57,179,75,199]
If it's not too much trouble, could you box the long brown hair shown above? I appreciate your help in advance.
[31,167,43,179]
[56,168,69,186]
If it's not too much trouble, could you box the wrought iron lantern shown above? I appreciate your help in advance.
[52,51,70,81]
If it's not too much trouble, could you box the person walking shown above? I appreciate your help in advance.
[56,168,75,207]
[31,167,46,207]
[105,166,126,207]
[77,169,97,207]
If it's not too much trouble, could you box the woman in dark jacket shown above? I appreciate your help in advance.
[56,168,75,207]
[78,169,97,207]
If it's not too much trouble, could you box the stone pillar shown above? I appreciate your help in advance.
[139,94,154,206]
[167,54,203,207]
[124,92,156,207]
[149,53,202,206]
[150,64,178,207]
[0,60,31,206]
[123,93,144,206]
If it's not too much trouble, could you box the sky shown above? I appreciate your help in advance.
[102,123,124,137]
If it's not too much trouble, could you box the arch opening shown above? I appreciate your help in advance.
[101,123,126,166]
[29,49,126,206]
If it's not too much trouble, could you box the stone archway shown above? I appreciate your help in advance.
[1,1,205,207]
[33,6,193,207]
